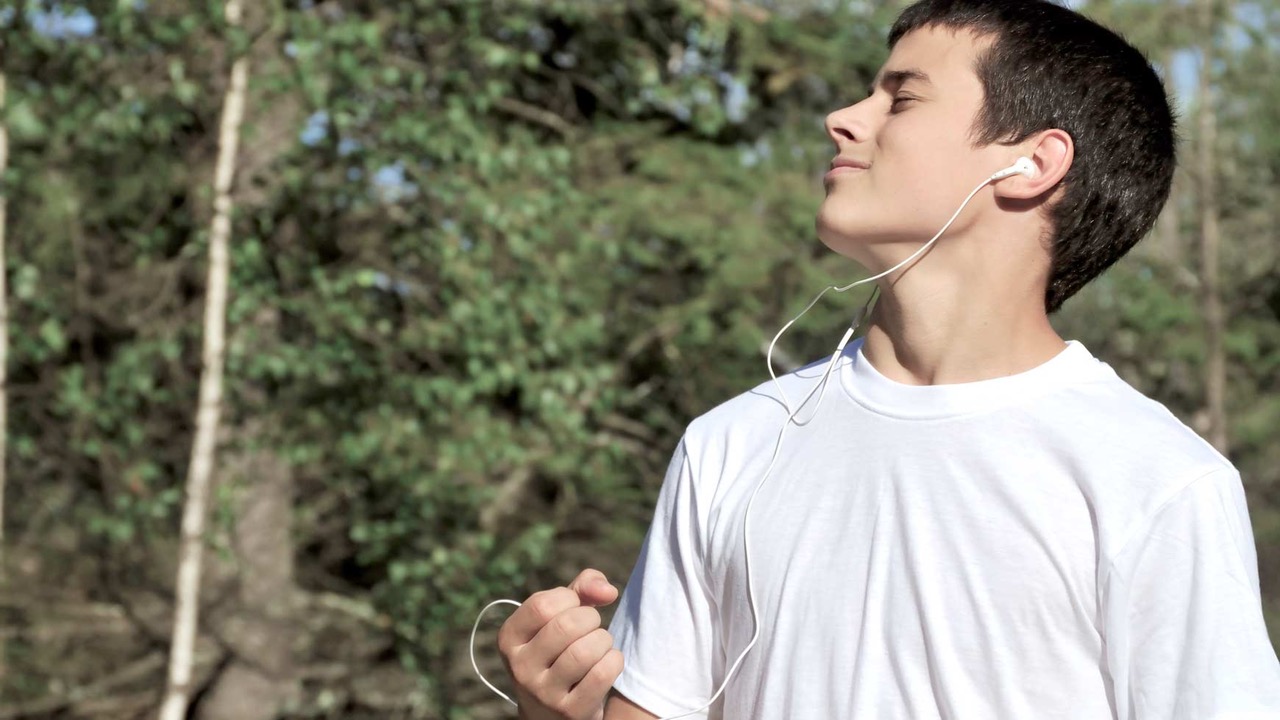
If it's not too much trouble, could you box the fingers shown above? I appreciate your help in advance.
[568,568,619,608]
[521,605,603,671]
[541,633,625,720]
[547,627,614,688]
[500,587,581,648]
[494,570,624,720]
[565,648,625,717]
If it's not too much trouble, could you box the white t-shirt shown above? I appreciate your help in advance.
[608,337,1280,719]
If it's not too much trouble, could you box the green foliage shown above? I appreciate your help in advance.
[3,0,1279,716]
[242,5,892,710]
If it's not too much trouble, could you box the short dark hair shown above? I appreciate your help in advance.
[889,0,1177,314]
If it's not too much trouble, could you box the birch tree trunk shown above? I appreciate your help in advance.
[1196,0,1229,454]
[158,1,250,717]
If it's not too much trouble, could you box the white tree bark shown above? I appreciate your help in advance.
[158,1,250,717]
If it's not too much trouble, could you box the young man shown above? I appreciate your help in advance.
[497,1,1280,718]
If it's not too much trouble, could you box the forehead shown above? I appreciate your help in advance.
[871,25,989,95]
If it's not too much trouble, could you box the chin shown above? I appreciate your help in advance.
[817,213,937,273]
[816,200,880,249]
[815,218,870,263]
[816,195,849,238]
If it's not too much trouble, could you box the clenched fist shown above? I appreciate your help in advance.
[499,569,626,720]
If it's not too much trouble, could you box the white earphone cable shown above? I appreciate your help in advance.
[766,168,1002,416]
[471,163,1024,716]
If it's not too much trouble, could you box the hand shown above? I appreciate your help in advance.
[499,568,625,720]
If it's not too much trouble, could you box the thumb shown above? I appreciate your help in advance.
[568,568,619,607]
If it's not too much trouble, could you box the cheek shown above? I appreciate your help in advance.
[879,121,939,184]
[883,122,977,203]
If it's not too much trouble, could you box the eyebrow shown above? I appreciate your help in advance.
[867,68,933,97]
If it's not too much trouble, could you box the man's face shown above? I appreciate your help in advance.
[816,26,1008,264]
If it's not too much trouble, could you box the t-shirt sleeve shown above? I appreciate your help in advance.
[608,436,720,718]
[1103,466,1280,720]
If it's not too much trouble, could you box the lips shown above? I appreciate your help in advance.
[825,158,869,182]
[831,158,871,171]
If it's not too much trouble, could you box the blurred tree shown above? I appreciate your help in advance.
[1197,0,1229,453]
[159,0,252,717]
[0,32,10,690]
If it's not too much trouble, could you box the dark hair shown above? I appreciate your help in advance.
[889,0,1177,314]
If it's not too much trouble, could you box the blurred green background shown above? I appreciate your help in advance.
[1,0,1277,718]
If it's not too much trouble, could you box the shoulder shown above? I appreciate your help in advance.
[1036,353,1229,475]
[1050,360,1240,557]
[673,352,842,499]
[684,353,836,453]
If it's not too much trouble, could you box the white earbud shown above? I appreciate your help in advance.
[990,156,1036,180]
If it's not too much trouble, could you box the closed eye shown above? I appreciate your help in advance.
[890,96,915,111]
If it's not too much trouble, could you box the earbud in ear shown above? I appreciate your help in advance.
[990,156,1036,180]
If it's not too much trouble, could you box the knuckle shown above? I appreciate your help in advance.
[551,694,576,718]
[566,636,599,668]
[527,588,570,625]
[552,606,594,638]
[508,659,534,687]
[497,619,519,655]
[512,651,548,683]
[584,657,609,683]
[592,648,625,683]
[587,627,613,652]
[523,593,550,622]
[549,610,581,639]
[574,605,602,629]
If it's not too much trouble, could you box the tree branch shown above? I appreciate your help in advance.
[491,96,576,138]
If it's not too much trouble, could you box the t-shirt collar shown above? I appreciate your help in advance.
[839,337,1103,421]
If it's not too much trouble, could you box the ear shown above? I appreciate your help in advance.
[992,129,1073,200]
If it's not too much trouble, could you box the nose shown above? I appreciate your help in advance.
[824,100,869,147]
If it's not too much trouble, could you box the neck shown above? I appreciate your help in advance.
[856,244,1066,386]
